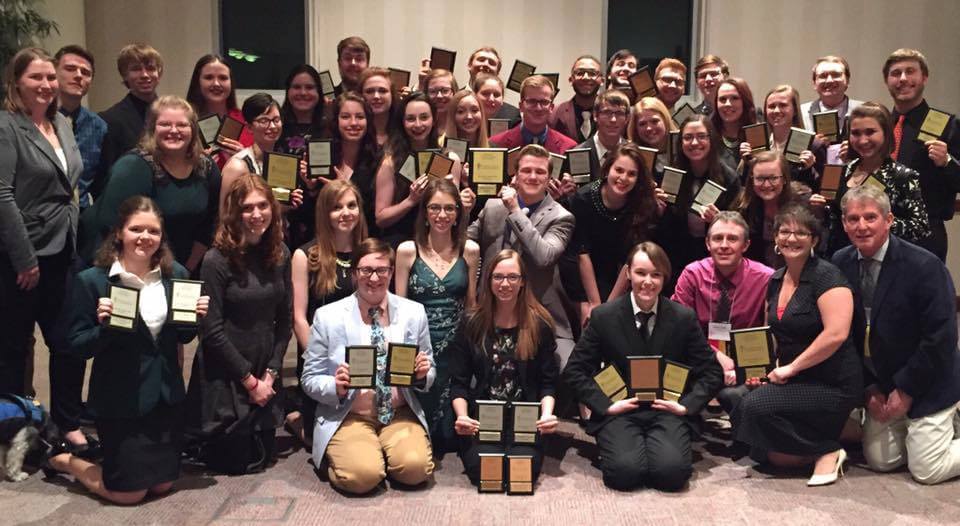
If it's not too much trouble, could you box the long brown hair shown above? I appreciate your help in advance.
[601,143,657,245]
[414,179,466,253]
[676,114,726,185]
[710,77,757,135]
[3,47,58,120]
[466,250,554,361]
[736,150,795,214]
[94,196,175,276]
[307,180,368,297]
[443,89,489,147]
[214,174,285,270]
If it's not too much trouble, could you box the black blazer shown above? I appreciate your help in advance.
[832,235,960,418]
[563,295,722,434]
[67,263,197,419]
[448,317,558,407]
[893,100,960,222]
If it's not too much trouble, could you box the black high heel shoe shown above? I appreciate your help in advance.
[40,437,71,478]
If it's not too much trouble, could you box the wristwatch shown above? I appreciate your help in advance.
[265,368,280,379]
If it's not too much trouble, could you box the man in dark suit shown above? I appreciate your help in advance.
[883,48,960,260]
[489,75,577,155]
[550,55,603,143]
[571,90,630,184]
[832,184,960,485]
[563,242,722,491]
[692,55,728,115]
[95,43,162,199]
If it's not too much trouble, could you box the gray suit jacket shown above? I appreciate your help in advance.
[467,194,575,338]
[0,111,82,271]
[301,292,435,467]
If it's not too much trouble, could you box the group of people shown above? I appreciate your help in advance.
[1,34,959,503]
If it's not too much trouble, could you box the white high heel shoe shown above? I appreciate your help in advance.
[807,449,847,486]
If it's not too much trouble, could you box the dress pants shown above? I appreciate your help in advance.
[0,248,85,432]
[863,403,960,485]
[324,406,434,494]
[594,409,692,491]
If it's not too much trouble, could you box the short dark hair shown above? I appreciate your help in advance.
[883,48,928,78]
[241,92,280,124]
[774,204,821,241]
[352,238,395,269]
[606,49,637,76]
[695,54,729,76]
[54,44,96,73]
[337,36,370,61]
[626,241,672,282]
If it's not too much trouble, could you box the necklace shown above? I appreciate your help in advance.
[335,256,351,268]
[423,244,454,273]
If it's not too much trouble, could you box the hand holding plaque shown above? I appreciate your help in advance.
[263,152,300,202]
[594,364,628,403]
[548,153,565,180]
[813,110,840,143]
[820,165,843,199]
[386,343,418,386]
[565,148,592,184]
[476,400,507,443]
[345,345,376,388]
[917,107,950,142]
[443,137,468,162]
[731,326,774,383]
[388,68,411,91]
[627,355,661,402]
[742,122,770,153]
[690,179,726,216]
[216,115,245,147]
[784,127,815,164]
[425,152,455,179]
[660,167,685,204]
[170,279,203,324]
[197,114,222,149]
[511,402,540,444]
[107,284,139,331]
[661,360,691,402]
[308,139,332,178]
[469,147,507,196]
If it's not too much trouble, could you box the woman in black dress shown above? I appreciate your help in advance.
[732,205,863,486]
[53,196,208,504]
[326,92,382,236]
[286,179,368,445]
[186,174,292,474]
[567,143,658,326]
[449,249,559,487]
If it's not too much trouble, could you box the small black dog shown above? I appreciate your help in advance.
[0,394,56,482]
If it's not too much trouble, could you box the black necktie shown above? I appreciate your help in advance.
[715,279,731,322]
[636,311,653,340]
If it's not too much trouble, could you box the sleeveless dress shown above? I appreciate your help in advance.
[407,247,468,452]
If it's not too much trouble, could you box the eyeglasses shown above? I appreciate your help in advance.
[522,98,552,108]
[356,266,393,278]
[492,273,522,284]
[751,175,782,185]
[253,117,282,127]
[776,229,812,240]
[428,87,453,97]
[426,204,458,215]
[156,122,191,131]
[681,133,710,143]
[597,109,628,120]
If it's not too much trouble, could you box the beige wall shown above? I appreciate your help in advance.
[37,0,86,53]
[81,0,218,111]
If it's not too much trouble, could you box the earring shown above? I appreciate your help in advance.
[810,247,816,258]
[774,244,782,255]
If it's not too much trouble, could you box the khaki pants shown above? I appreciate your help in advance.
[325,407,434,494]
[863,403,960,485]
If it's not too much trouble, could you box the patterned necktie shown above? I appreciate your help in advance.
[892,114,905,161]
[369,307,393,424]
[715,279,732,323]
[580,110,593,140]
[860,259,878,310]
[636,311,653,340]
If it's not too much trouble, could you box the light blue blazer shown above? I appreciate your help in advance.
[302,292,435,466]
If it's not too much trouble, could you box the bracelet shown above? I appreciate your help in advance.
[265,368,279,379]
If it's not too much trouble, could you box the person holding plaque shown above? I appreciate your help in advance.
[744,86,825,192]
[563,242,722,491]
[566,144,657,327]
[799,56,863,137]
[654,115,741,294]
[319,92,382,236]
[185,175,292,475]
[374,92,445,247]
[51,196,208,504]
[549,55,604,143]
[395,179,480,451]
[333,36,370,97]
[78,96,221,272]
[832,185,960,485]
[709,78,758,174]
[220,93,305,212]
[671,212,773,414]
[424,69,458,135]
[287,180,368,446]
[278,64,327,158]
[358,68,396,149]
[732,205,862,486]
[569,90,631,184]
[472,73,521,129]
[443,89,490,149]
[449,249,559,486]
[489,75,577,155]
[95,43,163,200]
[654,59,687,112]
[185,54,254,168]
[735,151,806,268]
[627,97,679,181]
[468,144,576,371]
[0,48,89,455]
[693,55,728,115]
[882,48,960,260]
[301,238,436,494]
[823,103,929,256]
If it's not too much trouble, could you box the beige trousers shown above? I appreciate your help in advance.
[863,403,960,485]
[324,407,434,494]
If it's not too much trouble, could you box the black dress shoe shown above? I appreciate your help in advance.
[70,432,102,461]
[40,437,71,478]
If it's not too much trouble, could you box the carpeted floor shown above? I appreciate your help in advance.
[4,336,960,525]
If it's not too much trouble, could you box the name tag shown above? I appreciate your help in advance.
[708,322,732,342]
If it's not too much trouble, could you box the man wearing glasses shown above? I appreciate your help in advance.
[302,238,436,494]
[490,75,577,155]
[693,55,728,116]
[334,36,370,96]
[550,55,604,143]
[570,90,631,183]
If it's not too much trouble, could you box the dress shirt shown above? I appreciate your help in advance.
[671,256,773,335]
[109,259,167,340]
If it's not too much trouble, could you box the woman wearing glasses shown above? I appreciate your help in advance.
[424,69,457,135]
[736,151,803,268]
[732,205,862,487]
[395,179,479,452]
[448,248,558,488]
[654,115,740,292]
